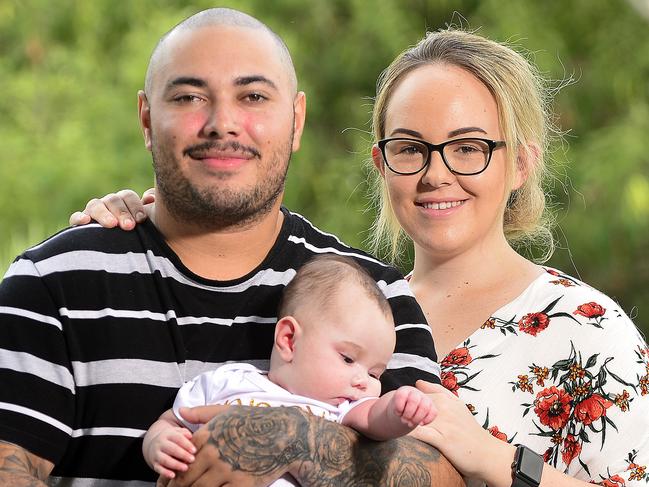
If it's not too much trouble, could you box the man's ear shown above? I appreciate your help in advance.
[291,91,307,153]
[138,90,152,152]
[274,316,301,362]
[512,142,540,191]
[372,145,386,177]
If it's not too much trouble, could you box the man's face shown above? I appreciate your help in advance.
[139,25,306,227]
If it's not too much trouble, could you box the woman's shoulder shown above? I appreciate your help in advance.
[529,267,637,329]
[495,266,645,352]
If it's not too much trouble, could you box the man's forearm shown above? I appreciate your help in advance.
[204,406,464,487]
[0,441,52,487]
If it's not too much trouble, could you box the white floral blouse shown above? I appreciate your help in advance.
[434,268,649,486]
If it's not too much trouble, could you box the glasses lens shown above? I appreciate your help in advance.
[443,139,490,174]
[384,140,428,174]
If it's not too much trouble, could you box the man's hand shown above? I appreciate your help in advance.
[69,188,154,230]
[170,406,307,487]
[0,441,53,487]
[169,404,464,487]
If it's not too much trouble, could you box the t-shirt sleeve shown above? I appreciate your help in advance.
[374,267,441,391]
[335,396,377,424]
[0,257,74,464]
[172,368,228,432]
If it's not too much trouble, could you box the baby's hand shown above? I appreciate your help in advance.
[392,385,437,428]
[145,426,196,479]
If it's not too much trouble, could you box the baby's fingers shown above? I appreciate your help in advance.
[161,438,195,463]
[168,428,196,456]
[153,458,182,479]
[153,450,191,477]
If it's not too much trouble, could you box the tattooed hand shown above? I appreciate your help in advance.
[0,441,53,487]
[170,405,464,487]
[170,406,307,487]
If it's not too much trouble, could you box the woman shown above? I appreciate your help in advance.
[367,29,648,486]
[72,29,648,486]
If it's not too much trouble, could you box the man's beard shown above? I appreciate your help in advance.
[151,134,293,230]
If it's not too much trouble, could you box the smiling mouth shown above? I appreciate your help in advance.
[418,200,465,210]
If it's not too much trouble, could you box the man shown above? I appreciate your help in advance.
[0,8,462,486]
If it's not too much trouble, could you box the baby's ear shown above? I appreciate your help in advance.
[274,316,300,361]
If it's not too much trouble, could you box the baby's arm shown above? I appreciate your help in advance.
[342,385,436,441]
[142,409,196,479]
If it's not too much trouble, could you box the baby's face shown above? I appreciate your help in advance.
[287,284,395,406]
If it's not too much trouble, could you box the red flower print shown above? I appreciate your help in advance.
[519,312,550,336]
[441,371,459,395]
[534,386,573,430]
[488,425,508,442]
[574,393,613,426]
[441,347,472,367]
[547,269,560,276]
[561,434,581,466]
[573,302,606,319]
[542,447,553,463]
[601,475,626,487]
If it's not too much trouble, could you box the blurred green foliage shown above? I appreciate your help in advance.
[1,0,648,332]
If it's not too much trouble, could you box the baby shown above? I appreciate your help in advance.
[142,254,437,483]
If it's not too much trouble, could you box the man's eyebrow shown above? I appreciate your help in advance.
[235,75,278,91]
[165,77,207,90]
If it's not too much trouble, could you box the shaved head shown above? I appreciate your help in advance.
[144,8,297,96]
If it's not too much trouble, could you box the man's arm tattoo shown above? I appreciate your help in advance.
[0,441,52,487]
[206,407,462,487]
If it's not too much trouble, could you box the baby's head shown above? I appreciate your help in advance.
[268,255,395,406]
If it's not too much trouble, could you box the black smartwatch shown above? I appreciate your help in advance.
[511,444,543,487]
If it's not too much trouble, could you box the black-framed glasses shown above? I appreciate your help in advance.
[377,137,506,176]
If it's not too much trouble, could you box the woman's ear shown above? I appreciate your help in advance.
[372,145,386,177]
[512,142,540,190]
[274,316,300,362]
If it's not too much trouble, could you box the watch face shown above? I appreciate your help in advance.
[517,447,543,483]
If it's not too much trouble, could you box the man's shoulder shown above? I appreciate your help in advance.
[19,223,155,263]
[282,208,403,281]
[3,223,161,283]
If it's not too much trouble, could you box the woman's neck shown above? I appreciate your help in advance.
[409,236,543,357]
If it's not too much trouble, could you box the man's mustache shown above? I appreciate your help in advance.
[184,141,261,159]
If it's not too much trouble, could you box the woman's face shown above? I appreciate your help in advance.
[373,63,523,261]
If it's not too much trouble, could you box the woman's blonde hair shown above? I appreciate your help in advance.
[368,28,557,263]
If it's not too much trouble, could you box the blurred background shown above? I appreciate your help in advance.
[1,0,648,334]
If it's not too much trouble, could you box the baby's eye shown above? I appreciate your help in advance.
[340,354,354,364]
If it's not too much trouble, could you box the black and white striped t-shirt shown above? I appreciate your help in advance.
[0,207,439,486]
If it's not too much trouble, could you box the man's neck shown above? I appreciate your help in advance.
[151,200,285,281]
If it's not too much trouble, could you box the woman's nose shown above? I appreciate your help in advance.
[421,150,455,187]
